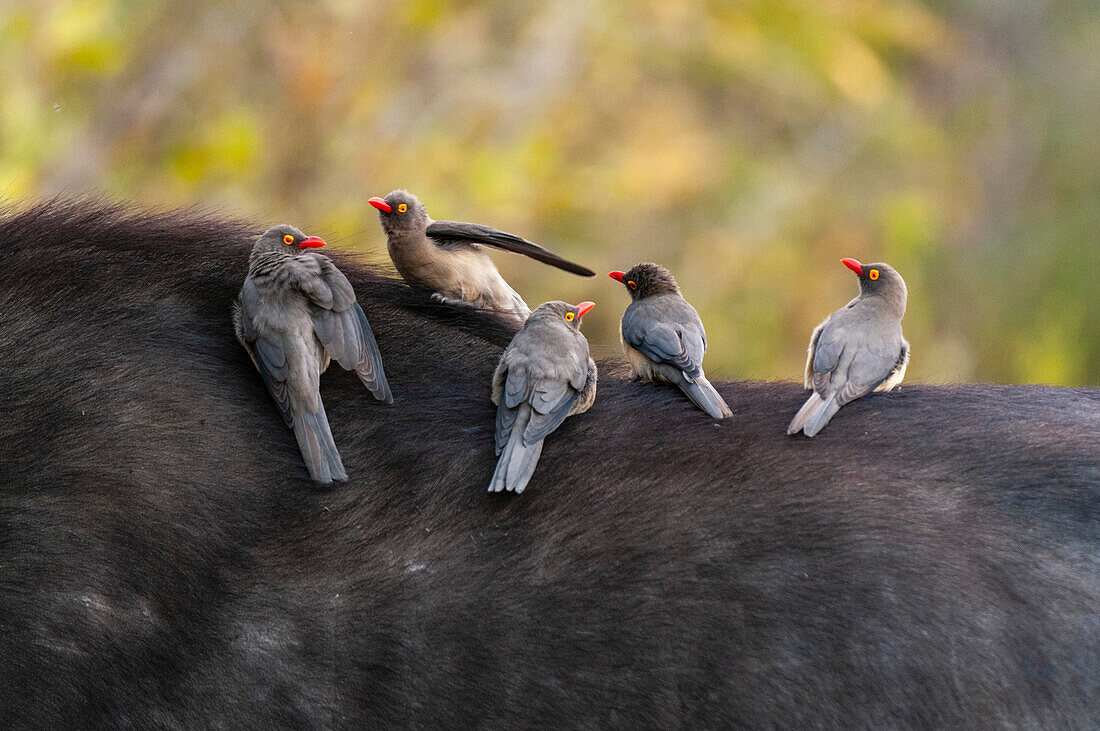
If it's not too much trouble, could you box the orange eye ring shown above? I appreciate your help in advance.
[283,234,294,245]
[869,269,879,280]
[397,203,408,213]
[628,280,637,289]
[565,312,575,322]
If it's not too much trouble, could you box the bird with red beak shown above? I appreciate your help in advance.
[234,224,392,483]
[369,190,594,324]
[788,258,909,437]
[608,263,732,419]
[489,300,597,494]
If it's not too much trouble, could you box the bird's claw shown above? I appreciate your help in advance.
[431,293,481,311]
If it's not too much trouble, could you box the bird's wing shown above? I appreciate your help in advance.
[522,376,578,445]
[495,329,588,449]
[622,302,703,379]
[311,303,392,403]
[297,257,392,403]
[426,220,595,276]
[239,280,294,427]
[521,329,592,443]
[235,283,259,345]
[292,254,357,312]
[833,338,900,406]
[680,319,707,377]
[252,336,294,428]
[811,317,849,395]
[494,360,526,453]
[804,318,829,390]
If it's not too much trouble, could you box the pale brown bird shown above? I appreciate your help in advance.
[369,190,594,323]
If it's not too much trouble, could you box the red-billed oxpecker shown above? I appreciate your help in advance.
[608,263,733,420]
[234,225,392,483]
[788,258,909,437]
[489,301,597,494]
[369,190,595,324]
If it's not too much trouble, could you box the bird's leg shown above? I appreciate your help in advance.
[430,292,482,311]
[430,292,527,327]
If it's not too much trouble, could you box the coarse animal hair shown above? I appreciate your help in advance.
[1,200,1098,728]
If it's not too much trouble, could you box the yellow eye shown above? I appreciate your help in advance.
[283,234,294,245]
[628,280,637,290]
[869,269,879,280]
[397,203,408,213]
[565,312,574,322]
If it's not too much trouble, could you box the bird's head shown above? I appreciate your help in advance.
[842,258,907,309]
[253,225,326,256]
[608,262,680,301]
[369,190,428,233]
[530,300,595,330]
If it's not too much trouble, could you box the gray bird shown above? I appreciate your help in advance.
[489,300,598,494]
[788,258,909,437]
[233,225,392,483]
[369,190,595,323]
[609,263,733,420]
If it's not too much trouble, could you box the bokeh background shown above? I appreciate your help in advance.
[2,0,1097,384]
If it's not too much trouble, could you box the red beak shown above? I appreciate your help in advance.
[298,236,326,249]
[607,271,625,283]
[369,197,392,213]
[841,258,864,275]
[576,301,595,318]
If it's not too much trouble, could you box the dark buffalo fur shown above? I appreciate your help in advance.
[1,200,1098,729]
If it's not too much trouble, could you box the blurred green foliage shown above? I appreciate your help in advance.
[2,0,1097,385]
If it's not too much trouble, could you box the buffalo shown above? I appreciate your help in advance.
[1,200,1097,728]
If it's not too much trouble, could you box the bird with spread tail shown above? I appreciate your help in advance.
[234,225,392,483]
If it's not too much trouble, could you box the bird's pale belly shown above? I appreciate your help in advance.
[390,245,489,298]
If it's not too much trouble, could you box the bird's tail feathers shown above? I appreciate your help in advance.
[354,304,394,404]
[488,406,544,494]
[507,289,532,323]
[357,369,393,405]
[803,395,841,437]
[789,393,841,438]
[679,375,733,420]
[292,403,347,483]
[787,392,821,435]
